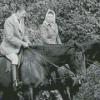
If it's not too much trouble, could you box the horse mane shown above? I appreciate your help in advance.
[28,44,75,56]
[31,44,71,49]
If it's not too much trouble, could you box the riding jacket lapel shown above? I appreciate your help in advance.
[21,18,24,34]
[13,14,23,34]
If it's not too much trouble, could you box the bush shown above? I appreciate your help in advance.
[0,0,100,44]
[0,0,100,99]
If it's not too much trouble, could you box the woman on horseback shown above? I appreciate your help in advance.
[40,9,62,44]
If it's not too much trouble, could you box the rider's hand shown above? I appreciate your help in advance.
[27,41,32,46]
[22,42,29,48]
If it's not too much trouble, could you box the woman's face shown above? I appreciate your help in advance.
[46,14,54,24]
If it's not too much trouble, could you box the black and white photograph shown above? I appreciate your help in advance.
[0,0,100,100]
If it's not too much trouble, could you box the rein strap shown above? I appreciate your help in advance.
[28,47,60,69]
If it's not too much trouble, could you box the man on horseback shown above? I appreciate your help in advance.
[0,4,31,90]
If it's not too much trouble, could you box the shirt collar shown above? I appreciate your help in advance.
[13,14,19,23]
[43,20,55,27]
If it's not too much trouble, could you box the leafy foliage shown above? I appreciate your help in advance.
[0,0,100,100]
[78,61,100,100]
[0,0,100,43]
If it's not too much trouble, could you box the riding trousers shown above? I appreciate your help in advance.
[6,53,18,65]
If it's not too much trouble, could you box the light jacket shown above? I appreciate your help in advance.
[40,23,62,44]
[0,14,29,55]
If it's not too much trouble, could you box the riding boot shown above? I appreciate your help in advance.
[12,64,23,91]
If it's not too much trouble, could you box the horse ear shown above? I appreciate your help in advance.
[74,42,79,52]
[74,42,83,52]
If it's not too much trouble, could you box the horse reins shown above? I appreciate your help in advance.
[27,46,80,70]
[87,59,100,67]
[27,47,86,80]
[28,47,75,77]
[28,47,76,77]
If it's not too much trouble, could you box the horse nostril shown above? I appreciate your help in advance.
[82,78,84,81]
[81,77,85,83]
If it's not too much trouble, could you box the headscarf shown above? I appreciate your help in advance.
[43,9,56,26]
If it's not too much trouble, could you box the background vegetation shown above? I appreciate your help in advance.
[0,0,100,100]
[1,0,100,43]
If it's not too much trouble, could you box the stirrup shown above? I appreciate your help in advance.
[13,80,23,91]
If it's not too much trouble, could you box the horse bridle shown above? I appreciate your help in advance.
[75,52,87,82]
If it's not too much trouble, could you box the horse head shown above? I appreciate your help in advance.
[68,42,86,85]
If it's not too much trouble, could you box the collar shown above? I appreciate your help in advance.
[13,14,19,23]
[13,14,22,24]
[43,20,49,26]
[43,21,56,27]
[13,14,23,32]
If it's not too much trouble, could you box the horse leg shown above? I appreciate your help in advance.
[2,89,19,100]
[70,92,77,100]
[0,91,3,100]
[27,86,33,100]
[70,93,76,100]
[35,90,43,100]
[58,87,71,100]
[66,87,71,100]
[72,96,76,100]
[70,85,79,100]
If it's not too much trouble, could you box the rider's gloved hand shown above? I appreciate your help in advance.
[27,41,32,46]
[22,42,29,48]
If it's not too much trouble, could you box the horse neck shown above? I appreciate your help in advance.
[23,48,56,72]
[22,46,75,70]
[68,52,85,77]
[32,45,71,65]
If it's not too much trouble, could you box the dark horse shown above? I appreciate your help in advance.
[77,40,100,68]
[0,43,86,100]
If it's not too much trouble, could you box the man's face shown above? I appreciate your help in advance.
[46,14,54,24]
[17,10,26,19]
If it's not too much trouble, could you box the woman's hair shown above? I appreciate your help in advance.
[43,9,56,25]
